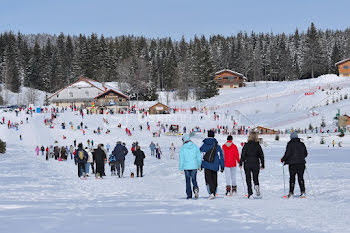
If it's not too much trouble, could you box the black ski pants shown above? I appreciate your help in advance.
[205,169,218,195]
[289,164,305,193]
[136,165,143,177]
[244,165,260,196]
[77,163,86,177]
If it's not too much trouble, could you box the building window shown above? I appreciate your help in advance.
[69,92,73,98]
[57,94,59,98]
[344,66,349,69]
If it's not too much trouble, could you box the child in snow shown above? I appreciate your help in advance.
[35,146,40,156]
[222,135,240,195]
[170,143,176,159]
[155,144,162,159]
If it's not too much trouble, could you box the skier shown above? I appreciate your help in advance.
[239,131,265,198]
[281,132,308,198]
[200,130,225,200]
[179,134,202,199]
[149,142,156,156]
[222,135,240,196]
[74,143,88,178]
[133,146,145,177]
[93,144,107,179]
[112,141,128,178]
[35,146,40,156]
[155,143,162,159]
[170,143,176,159]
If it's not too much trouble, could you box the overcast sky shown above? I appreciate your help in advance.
[1,0,349,39]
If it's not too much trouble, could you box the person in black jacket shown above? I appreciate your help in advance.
[74,143,88,178]
[239,131,264,198]
[93,144,107,178]
[281,132,308,198]
[133,146,145,177]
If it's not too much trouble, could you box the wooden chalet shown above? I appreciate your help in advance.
[335,58,350,77]
[215,69,246,89]
[256,126,278,135]
[94,89,129,114]
[149,102,170,115]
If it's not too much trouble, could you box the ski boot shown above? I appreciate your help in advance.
[194,188,199,199]
[225,185,232,196]
[254,185,260,197]
[287,192,294,198]
[232,185,237,194]
[300,192,306,198]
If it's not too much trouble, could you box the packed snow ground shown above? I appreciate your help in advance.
[1,106,350,233]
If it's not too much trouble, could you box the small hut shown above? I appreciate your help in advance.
[149,102,170,115]
[256,126,278,135]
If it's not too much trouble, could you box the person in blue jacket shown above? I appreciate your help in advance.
[179,134,202,199]
[112,141,128,178]
[200,130,225,199]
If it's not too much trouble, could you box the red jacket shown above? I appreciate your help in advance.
[222,141,240,167]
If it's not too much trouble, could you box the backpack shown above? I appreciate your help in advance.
[203,143,217,163]
[109,154,117,163]
[78,150,84,160]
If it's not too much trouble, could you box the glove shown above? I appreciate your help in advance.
[220,169,224,173]
[280,158,283,163]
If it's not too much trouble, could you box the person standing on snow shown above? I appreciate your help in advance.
[155,143,162,159]
[93,144,107,178]
[74,143,88,178]
[179,134,202,199]
[200,130,225,200]
[281,132,308,198]
[35,146,40,156]
[40,146,45,156]
[69,145,74,160]
[170,143,176,159]
[112,141,128,178]
[239,131,264,198]
[133,146,145,177]
[85,147,94,176]
[222,135,240,196]
[149,142,156,156]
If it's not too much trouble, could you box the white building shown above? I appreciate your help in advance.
[48,77,129,109]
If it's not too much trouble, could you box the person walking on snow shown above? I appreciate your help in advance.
[112,141,128,178]
[239,131,265,198]
[200,130,225,200]
[35,146,40,156]
[155,143,162,159]
[133,146,145,177]
[222,135,240,196]
[93,144,107,178]
[85,147,94,176]
[170,143,176,159]
[40,146,45,155]
[74,143,88,178]
[179,134,202,199]
[281,132,308,198]
[149,142,156,156]
[69,145,74,160]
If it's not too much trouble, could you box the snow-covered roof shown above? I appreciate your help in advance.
[335,58,350,66]
[215,69,244,77]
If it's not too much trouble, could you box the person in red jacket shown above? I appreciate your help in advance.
[222,135,240,196]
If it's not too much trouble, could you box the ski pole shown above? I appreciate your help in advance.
[305,166,315,197]
[282,164,287,199]
[240,168,247,197]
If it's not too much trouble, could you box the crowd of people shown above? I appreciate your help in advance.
[179,130,308,200]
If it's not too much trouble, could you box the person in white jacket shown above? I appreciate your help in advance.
[170,143,176,159]
[86,147,94,175]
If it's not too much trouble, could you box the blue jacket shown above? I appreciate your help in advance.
[179,141,202,171]
[200,138,225,171]
[149,143,156,151]
[112,143,128,161]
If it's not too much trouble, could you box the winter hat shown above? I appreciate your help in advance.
[182,134,191,143]
[208,130,215,138]
[290,132,298,139]
[78,143,83,149]
[227,135,233,141]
